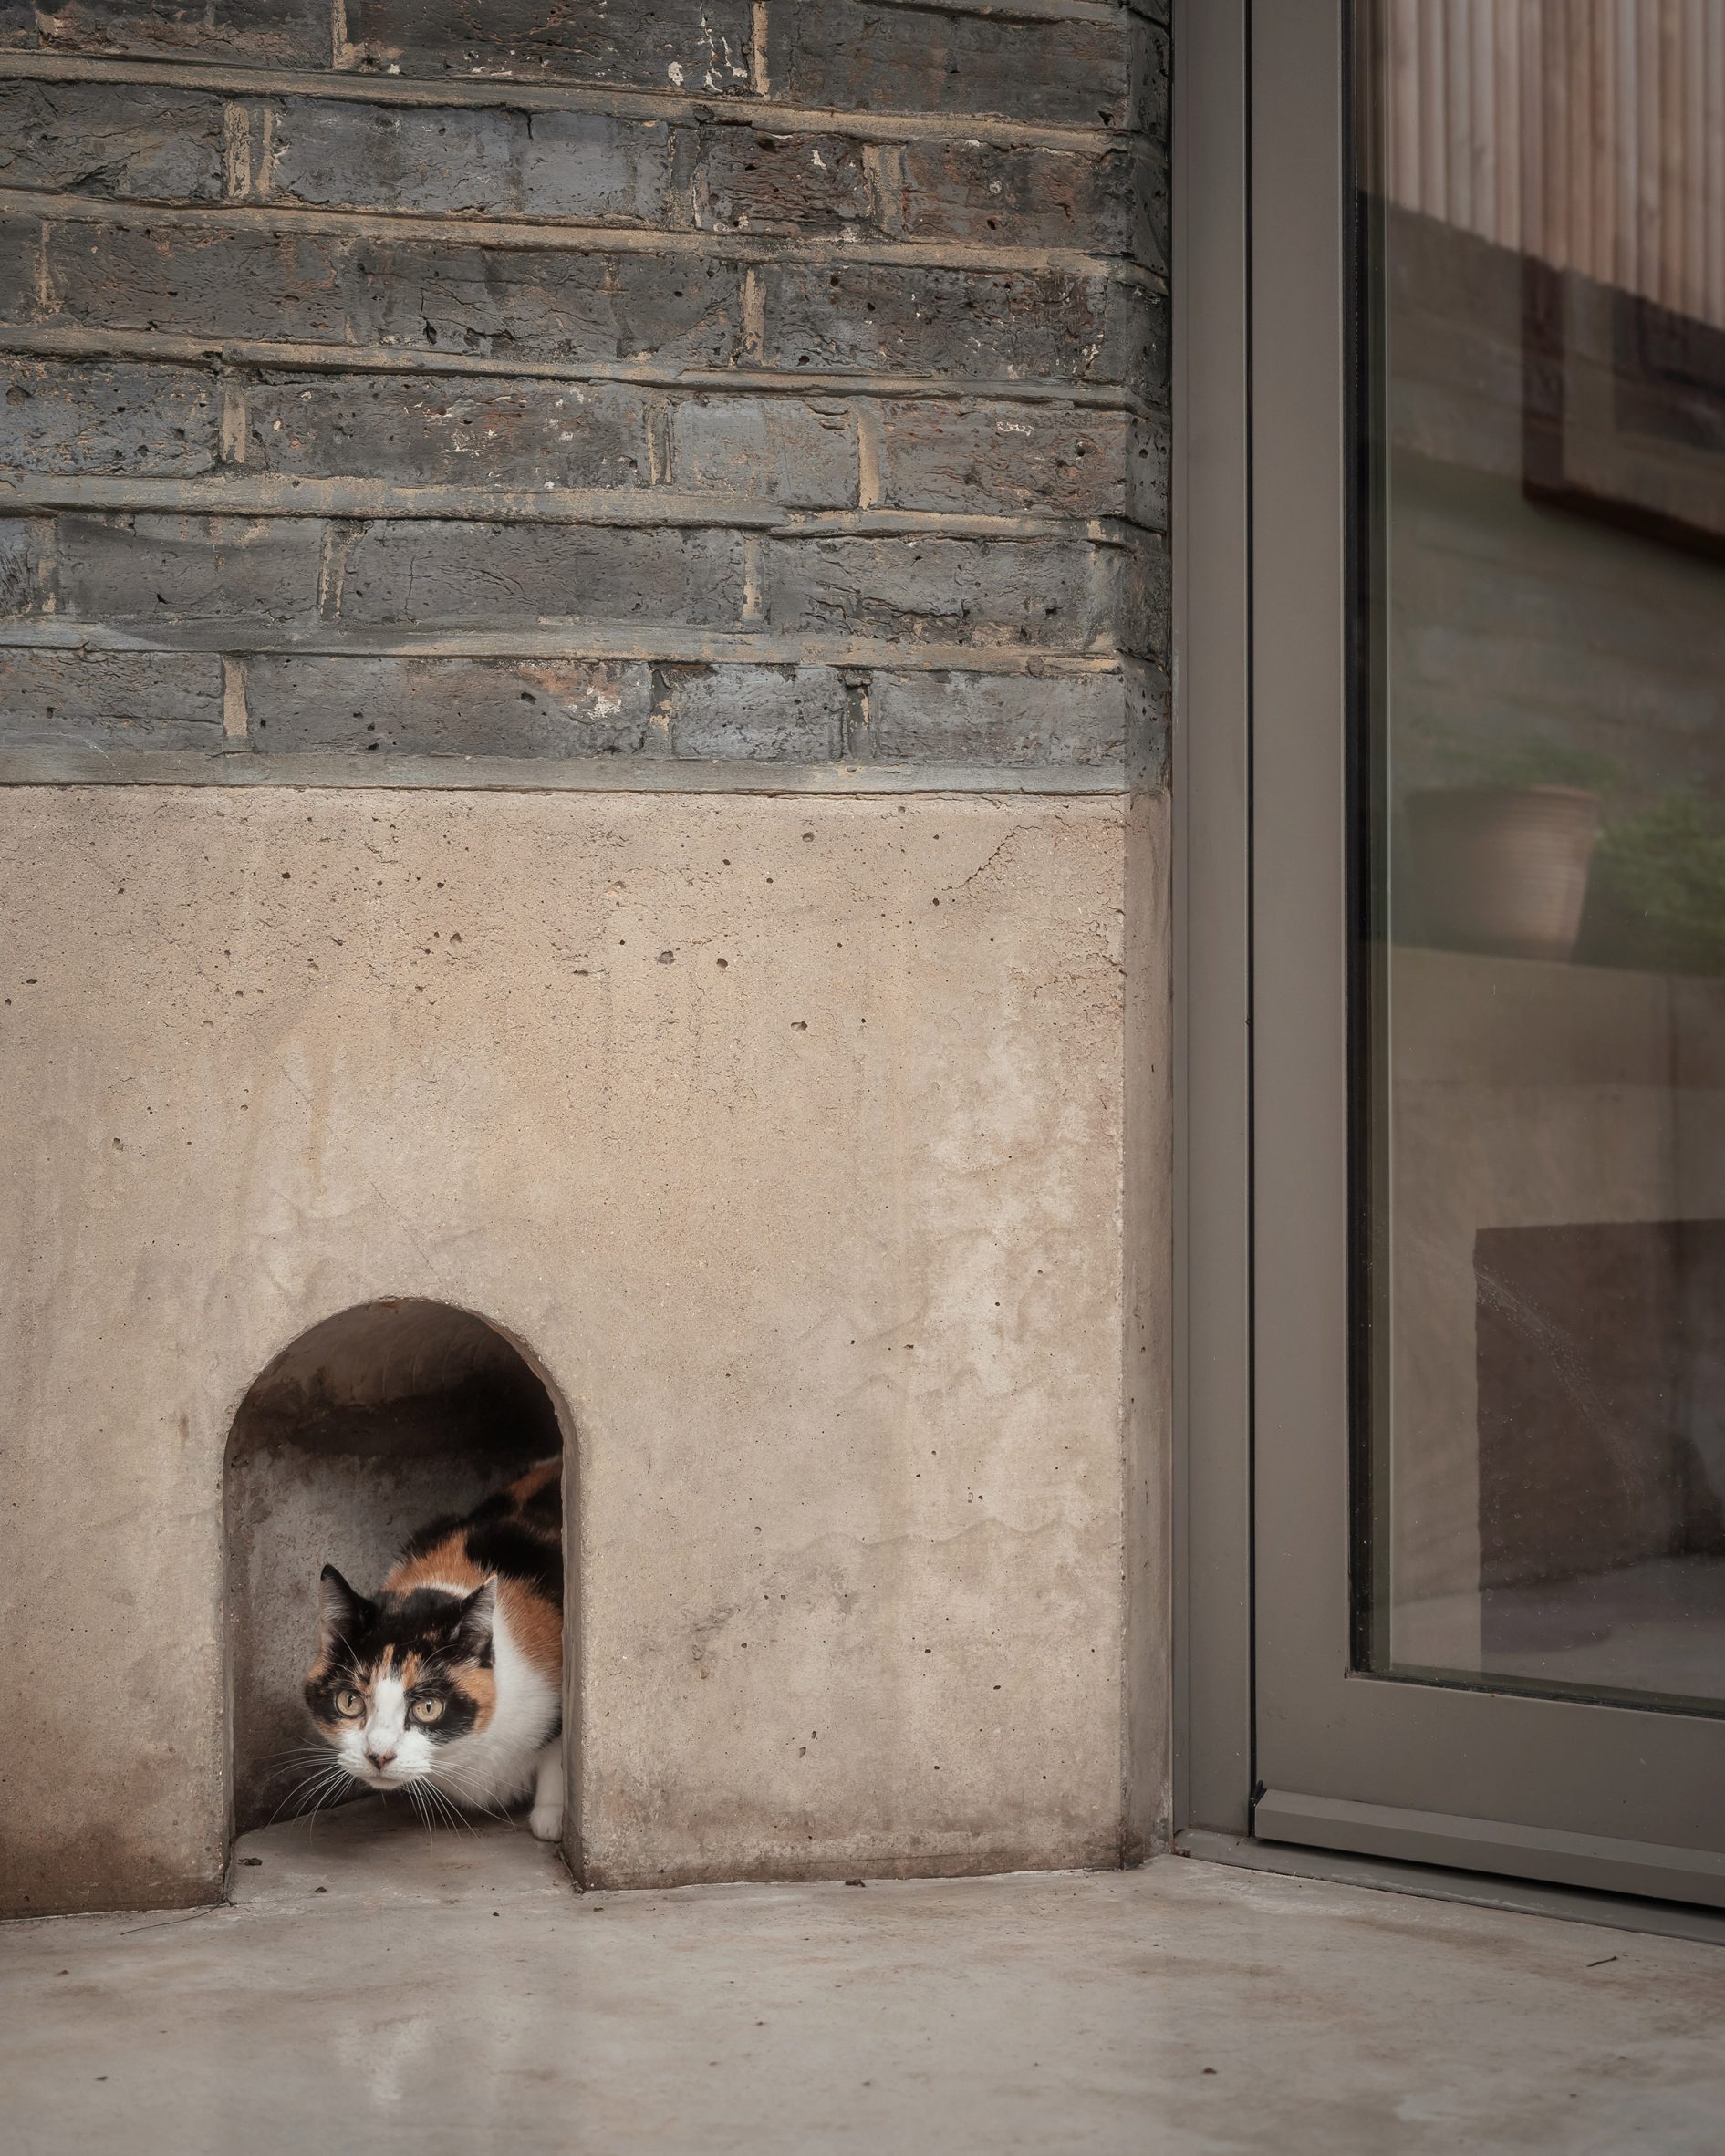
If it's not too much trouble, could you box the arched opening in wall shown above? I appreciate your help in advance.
[223,1299,570,1853]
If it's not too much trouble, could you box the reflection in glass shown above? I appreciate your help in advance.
[1357,1,1725,1713]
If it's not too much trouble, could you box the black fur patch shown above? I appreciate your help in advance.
[394,1513,465,1563]
[415,1681,482,1746]
[464,1518,562,1601]
[305,1582,486,1718]
[523,1475,562,1529]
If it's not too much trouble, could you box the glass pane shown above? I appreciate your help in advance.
[1356,0,1725,1715]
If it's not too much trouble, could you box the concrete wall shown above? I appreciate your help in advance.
[0,5,1171,1917]
[0,784,1167,1913]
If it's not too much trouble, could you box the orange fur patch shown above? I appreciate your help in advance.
[508,1458,560,1508]
[385,1533,486,1596]
[499,1577,561,1686]
[453,1663,498,1727]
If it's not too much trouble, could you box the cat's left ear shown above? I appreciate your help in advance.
[317,1564,377,1654]
[454,1576,497,1662]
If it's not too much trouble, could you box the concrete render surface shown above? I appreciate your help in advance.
[0,785,1167,1913]
[5,1804,1725,2156]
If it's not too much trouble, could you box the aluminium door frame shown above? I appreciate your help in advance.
[1170,0,1254,1839]
[1172,0,1725,1908]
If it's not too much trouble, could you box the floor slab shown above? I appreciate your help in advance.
[4,1807,1723,2154]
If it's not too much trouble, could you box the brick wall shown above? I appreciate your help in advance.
[0,1,1168,782]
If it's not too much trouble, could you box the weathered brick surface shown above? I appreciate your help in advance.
[696,127,876,235]
[1,80,1154,263]
[877,401,1128,519]
[339,522,744,627]
[0,0,1169,777]
[0,0,327,66]
[32,220,743,366]
[244,654,851,762]
[1116,532,1170,662]
[343,0,757,97]
[0,647,225,745]
[867,669,1127,766]
[898,139,1164,268]
[265,100,680,225]
[762,263,1153,392]
[765,0,1142,130]
[4,357,221,473]
[245,375,653,488]
[0,81,224,200]
[652,662,847,759]
[667,396,856,506]
[1127,416,1170,531]
[37,513,326,625]
[763,534,1109,649]
[246,655,655,754]
[0,518,34,615]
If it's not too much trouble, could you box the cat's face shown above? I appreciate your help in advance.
[304,1565,497,1793]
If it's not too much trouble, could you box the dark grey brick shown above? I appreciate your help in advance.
[3,358,222,475]
[46,223,363,345]
[667,396,855,506]
[866,669,1126,765]
[344,0,755,95]
[762,264,1158,395]
[696,130,874,235]
[246,375,651,488]
[1125,656,1169,783]
[1107,530,1169,661]
[0,518,39,617]
[48,513,326,624]
[338,522,744,627]
[1127,416,1169,531]
[651,662,846,759]
[878,400,1127,518]
[266,100,677,224]
[898,140,1165,269]
[45,223,743,368]
[362,244,741,368]
[0,214,46,325]
[766,0,1140,130]
[0,648,225,747]
[763,534,1107,648]
[246,655,654,754]
[0,83,225,202]
[0,0,328,64]
[0,0,1166,781]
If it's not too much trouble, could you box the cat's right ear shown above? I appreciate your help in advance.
[317,1565,376,1653]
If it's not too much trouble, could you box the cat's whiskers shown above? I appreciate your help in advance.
[421,1778,480,1837]
[405,1781,440,1845]
[431,1760,518,1828]
[300,1767,359,1834]
[265,1762,350,1827]
[259,1747,342,1785]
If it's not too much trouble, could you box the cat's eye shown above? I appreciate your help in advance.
[334,1688,363,1717]
[410,1696,444,1725]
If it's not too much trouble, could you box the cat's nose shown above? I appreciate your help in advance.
[365,1747,396,1771]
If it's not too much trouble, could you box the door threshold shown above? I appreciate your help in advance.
[1174,1829,1725,1948]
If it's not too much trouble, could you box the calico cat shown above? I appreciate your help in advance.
[304,1458,565,1840]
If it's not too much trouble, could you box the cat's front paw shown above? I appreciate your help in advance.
[529,1804,562,1842]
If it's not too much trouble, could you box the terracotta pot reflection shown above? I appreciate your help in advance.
[1404,785,1603,961]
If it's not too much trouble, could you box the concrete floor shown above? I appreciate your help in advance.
[5,1805,1724,2154]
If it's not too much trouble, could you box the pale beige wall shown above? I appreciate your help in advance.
[0,784,1167,1915]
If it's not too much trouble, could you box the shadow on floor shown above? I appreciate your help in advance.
[229,1795,570,1911]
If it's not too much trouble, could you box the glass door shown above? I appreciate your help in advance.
[1252,0,1725,1904]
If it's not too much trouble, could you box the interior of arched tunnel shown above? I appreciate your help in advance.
[223,1299,565,1841]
